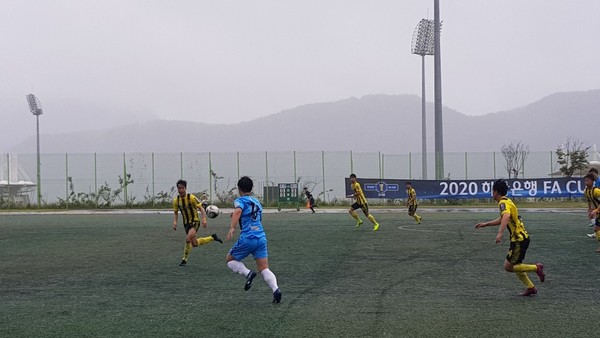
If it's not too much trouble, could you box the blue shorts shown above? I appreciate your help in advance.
[229,236,268,260]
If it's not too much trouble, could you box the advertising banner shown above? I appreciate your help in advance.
[344,177,585,200]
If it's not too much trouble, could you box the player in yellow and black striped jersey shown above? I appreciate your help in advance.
[405,182,422,224]
[583,173,600,252]
[347,174,380,231]
[172,179,222,266]
[475,179,545,296]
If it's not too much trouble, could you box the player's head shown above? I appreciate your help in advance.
[176,179,187,195]
[492,179,508,197]
[303,187,307,190]
[584,173,595,187]
[405,181,412,187]
[350,173,357,182]
[589,168,598,177]
[237,176,254,193]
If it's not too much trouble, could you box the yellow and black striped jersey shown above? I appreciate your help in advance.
[498,196,528,242]
[351,181,368,206]
[407,187,418,206]
[585,186,600,210]
[173,193,201,225]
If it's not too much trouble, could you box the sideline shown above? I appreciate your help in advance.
[0,207,585,216]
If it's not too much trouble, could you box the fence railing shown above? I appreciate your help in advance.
[0,150,562,207]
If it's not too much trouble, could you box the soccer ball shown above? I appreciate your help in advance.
[206,205,220,219]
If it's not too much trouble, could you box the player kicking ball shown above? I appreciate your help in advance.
[172,179,223,266]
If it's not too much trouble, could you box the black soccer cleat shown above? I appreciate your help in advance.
[273,289,282,304]
[245,270,257,291]
[212,233,223,244]
[179,260,187,266]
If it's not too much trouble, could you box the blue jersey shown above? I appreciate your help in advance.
[595,177,600,188]
[234,195,266,239]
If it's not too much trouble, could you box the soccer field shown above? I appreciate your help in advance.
[1,209,598,337]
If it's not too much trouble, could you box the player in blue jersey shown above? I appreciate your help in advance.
[225,176,282,303]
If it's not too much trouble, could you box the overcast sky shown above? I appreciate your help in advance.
[1,1,599,150]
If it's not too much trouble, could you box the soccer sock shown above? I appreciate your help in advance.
[350,211,361,221]
[227,260,251,277]
[261,269,279,292]
[515,272,535,289]
[367,214,378,224]
[182,242,192,261]
[512,264,537,273]
[595,230,600,240]
[196,236,214,245]
[413,214,420,221]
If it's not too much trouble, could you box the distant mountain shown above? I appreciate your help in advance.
[7,90,600,154]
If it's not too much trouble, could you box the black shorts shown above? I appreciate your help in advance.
[506,237,530,265]
[351,202,369,215]
[184,222,200,234]
[408,205,418,214]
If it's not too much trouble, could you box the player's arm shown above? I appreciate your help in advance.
[407,192,415,205]
[474,216,501,229]
[593,190,600,217]
[347,184,359,198]
[495,213,511,244]
[226,207,242,241]
[173,211,178,230]
[198,203,208,228]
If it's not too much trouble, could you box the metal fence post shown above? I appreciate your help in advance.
[65,153,69,209]
[6,153,10,208]
[94,153,98,208]
[209,152,212,203]
[152,152,155,206]
[322,151,326,203]
[464,152,468,179]
[123,152,128,206]
[409,152,412,179]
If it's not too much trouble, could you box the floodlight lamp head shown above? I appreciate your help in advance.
[26,93,43,116]
[411,19,436,56]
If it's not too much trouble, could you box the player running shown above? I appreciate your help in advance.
[225,176,282,303]
[347,174,380,231]
[405,181,422,224]
[583,173,600,252]
[475,179,545,296]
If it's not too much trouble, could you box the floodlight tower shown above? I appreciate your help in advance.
[411,18,435,180]
[433,0,444,179]
[26,93,43,207]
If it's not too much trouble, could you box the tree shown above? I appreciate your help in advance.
[118,174,135,206]
[556,137,590,177]
[501,141,529,178]
[210,169,237,205]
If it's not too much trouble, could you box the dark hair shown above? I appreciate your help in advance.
[237,176,253,193]
[585,173,596,181]
[589,168,598,174]
[492,179,508,196]
[176,179,187,188]
[405,181,412,185]
[349,174,356,178]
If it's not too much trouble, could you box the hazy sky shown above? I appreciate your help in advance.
[1,1,599,150]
